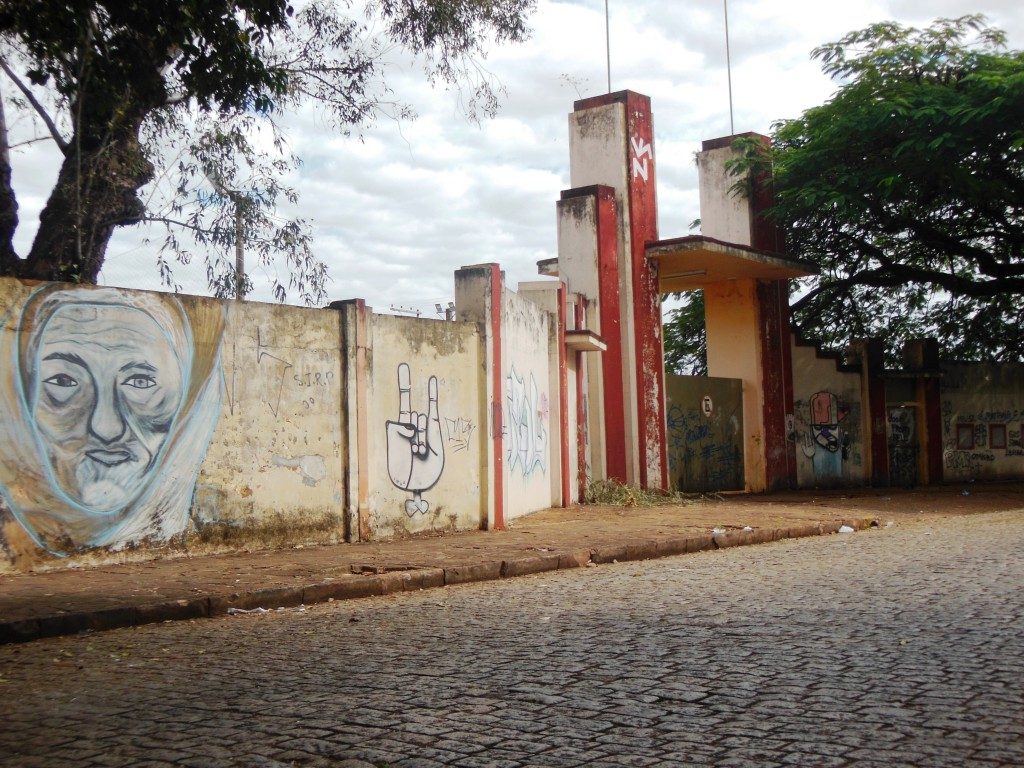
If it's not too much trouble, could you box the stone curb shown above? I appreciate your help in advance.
[0,516,879,645]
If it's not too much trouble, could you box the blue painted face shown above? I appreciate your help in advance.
[30,304,184,512]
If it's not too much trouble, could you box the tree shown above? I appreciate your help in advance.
[666,15,1024,366]
[663,292,706,376]
[0,0,534,302]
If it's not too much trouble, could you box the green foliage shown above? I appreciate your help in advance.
[730,15,1024,362]
[663,291,707,376]
[0,0,536,301]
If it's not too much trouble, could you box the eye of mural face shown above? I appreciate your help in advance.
[44,373,78,388]
[122,373,155,389]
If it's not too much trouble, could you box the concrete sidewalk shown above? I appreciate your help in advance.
[2,485,1022,644]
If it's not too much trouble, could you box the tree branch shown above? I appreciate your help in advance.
[0,59,69,153]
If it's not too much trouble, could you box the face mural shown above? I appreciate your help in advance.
[0,285,225,555]
[33,304,184,510]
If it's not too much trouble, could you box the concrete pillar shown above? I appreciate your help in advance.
[696,134,796,492]
[330,298,370,541]
[566,91,667,489]
[850,338,890,486]
[556,185,628,484]
[904,338,943,485]
[453,264,503,528]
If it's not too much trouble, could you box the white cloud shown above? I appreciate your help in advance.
[5,0,1024,311]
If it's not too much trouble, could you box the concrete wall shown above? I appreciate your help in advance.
[502,283,559,521]
[697,142,752,246]
[790,338,866,488]
[941,362,1024,482]
[365,313,485,539]
[704,279,765,491]
[0,279,346,572]
[0,273,569,573]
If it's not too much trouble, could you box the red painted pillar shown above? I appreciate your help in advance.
[574,298,588,501]
[922,378,944,485]
[859,339,890,486]
[572,91,667,489]
[748,135,796,491]
[488,264,505,529]
[557,282,570,507]
[558,185,628,484]
[757,279,798,490]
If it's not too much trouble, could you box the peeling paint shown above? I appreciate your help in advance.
[272,455,328,487]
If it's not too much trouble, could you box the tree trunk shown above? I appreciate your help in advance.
[0,85,19,272]
[21,113,153,284]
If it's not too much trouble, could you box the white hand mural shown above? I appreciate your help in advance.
[385,363,444,516]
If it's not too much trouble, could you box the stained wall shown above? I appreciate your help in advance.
[941,362,1024,482]
[790,338,866,488]
[501,283,559,521]
[365,313,486,538]
[0,278,346,573]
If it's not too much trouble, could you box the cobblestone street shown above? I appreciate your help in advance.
[2,510,1022,767]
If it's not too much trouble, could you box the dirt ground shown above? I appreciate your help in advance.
[1,483,1022,629]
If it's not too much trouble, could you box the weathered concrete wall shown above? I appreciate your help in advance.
[502,284,558,521]
[941,362,1024,482]
[665,375,744,492]
[790,338,866,488]
[0,278,346,573]
[704,279,765,491]
[365,313,485,538]
[697,141,752,246]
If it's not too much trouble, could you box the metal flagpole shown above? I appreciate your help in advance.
[724,0,735,134]
[605,0,612,93]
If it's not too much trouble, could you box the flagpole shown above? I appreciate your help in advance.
[605,0,612,92]
[724,0,735,134]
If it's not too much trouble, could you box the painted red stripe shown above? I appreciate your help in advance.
[595,186,629,484]
[557,282,570,507]
[489,264,505,529]
[623,92,667,489]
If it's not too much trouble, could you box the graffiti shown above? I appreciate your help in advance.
[0,285,224,553]
[665,401,743,492]
[385,363,444,516]
[444,417,476,453]
[943,449,995,472]
[1010,429,1023,449]
[888,407,919,487]
[292,370,335,388]
[506,365,548,477]
[255,328,292,417]
[630,136,654,182]
[795,391,857,485]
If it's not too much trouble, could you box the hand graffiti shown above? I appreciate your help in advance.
[385,363,444,516]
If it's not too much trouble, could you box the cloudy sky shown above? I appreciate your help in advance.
[7,0,1024,316]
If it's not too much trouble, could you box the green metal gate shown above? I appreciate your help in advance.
[665,375,744,492]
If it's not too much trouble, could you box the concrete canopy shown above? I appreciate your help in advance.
[647,235,817,293]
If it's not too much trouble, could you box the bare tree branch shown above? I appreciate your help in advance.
[0,58,68,153]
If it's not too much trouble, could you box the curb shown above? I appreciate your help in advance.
[0,517,879,645]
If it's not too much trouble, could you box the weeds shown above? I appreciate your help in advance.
[583,478,710,507]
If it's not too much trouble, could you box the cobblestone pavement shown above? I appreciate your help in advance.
[2,511,1022,768]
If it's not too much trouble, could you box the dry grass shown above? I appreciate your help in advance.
[582,479,712,507]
